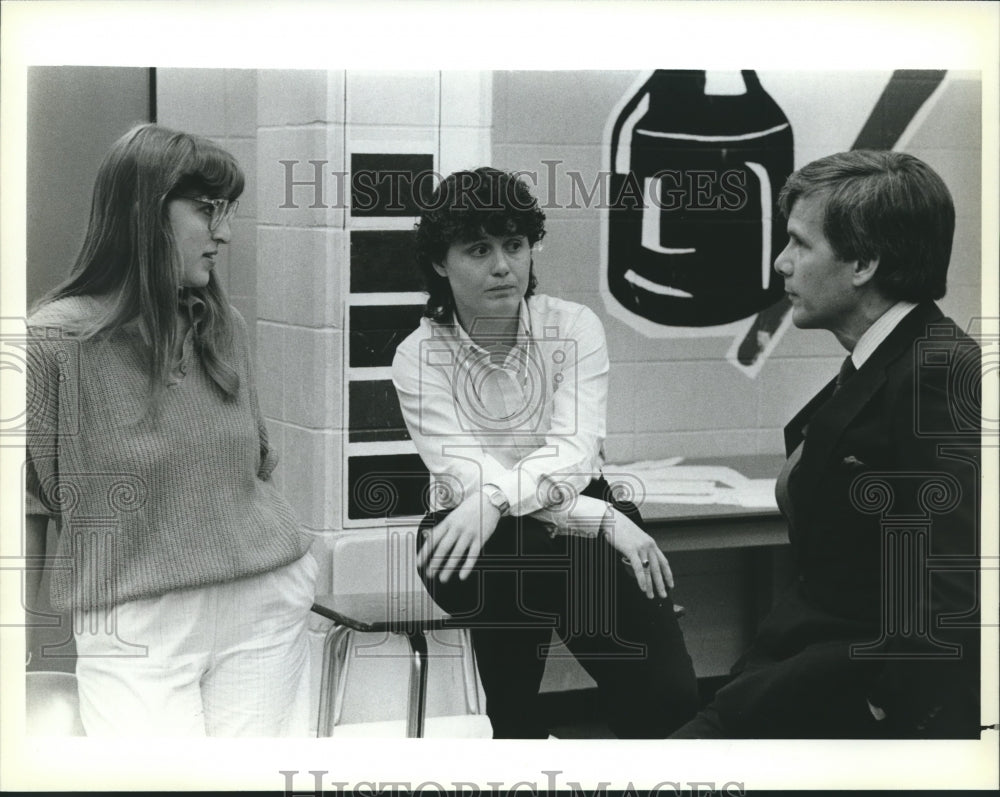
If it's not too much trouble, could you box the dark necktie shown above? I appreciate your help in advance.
[835,355,857,394]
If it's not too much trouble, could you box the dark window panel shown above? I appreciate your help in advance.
[349,380,410,443]
[350,229,423,293]
[351,153,435,217]
[347,454,430,519]
[349,304,425,368]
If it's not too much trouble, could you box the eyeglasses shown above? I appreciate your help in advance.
[180,195,239,231]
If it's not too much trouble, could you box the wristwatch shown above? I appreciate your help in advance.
[481,484,510,516]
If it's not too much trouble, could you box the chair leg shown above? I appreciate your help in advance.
[332,631,353,727]
[403,630,429,738]
[458,628,482,715]
[316,624,353,737]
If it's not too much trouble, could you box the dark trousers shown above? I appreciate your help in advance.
[669,587,981,739]
[670,647,980,739]
[417,479,698,738]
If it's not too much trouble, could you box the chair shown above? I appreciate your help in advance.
[311,527,685,738]
[311,527,484,738]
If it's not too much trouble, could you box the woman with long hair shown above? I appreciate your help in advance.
[25,123,317,737]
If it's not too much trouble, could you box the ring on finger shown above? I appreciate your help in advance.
[641,559,650,568]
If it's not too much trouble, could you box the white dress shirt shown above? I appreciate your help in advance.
[392,294,611,531]
[851,300,918,368]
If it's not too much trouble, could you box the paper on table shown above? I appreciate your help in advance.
[724,479,778,508]
[619,456,684,471]
[622,466,751,493]
[606,461,777,509]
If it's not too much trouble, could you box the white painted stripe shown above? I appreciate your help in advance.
[634,122,790,143]
[624,270,693,298]
[641,176,697,254]
[347,215,419,231]
[347,440,418,457]
[744,161,773,291]
[647,246,696,255]
[348,366,394,381]
[349,292,426,306]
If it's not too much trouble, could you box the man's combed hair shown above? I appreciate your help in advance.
[778,150,955,302]
[415,167,546,321]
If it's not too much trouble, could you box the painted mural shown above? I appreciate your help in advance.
[600,69,949,377]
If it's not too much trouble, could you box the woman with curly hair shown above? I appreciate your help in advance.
[392,167,698,738]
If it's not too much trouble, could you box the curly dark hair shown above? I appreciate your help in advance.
[415,167,546,321]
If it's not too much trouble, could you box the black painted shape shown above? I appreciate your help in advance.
[607,69,793,327]
[606,70,793,328]
[347,453,430,519]
[350,229,423,293]
[853,70,947,150]
[348,380,410,443]
[349,304,425,368]
[351,153,435,217]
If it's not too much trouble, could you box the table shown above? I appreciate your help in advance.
[639,454,790,628]
[635,454,786,542]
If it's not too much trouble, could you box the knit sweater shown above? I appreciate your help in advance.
[25,295,311,612]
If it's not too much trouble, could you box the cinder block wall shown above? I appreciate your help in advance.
[491,70,982,465]
[158,69,492,729]
[157,69,260,339]
[157,68,982,727]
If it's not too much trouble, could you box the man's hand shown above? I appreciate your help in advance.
[601,507,673,599]
[417,491,502,582]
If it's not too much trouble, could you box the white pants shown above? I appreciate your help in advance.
[74,552,318,737]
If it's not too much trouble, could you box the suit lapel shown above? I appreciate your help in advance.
[784,380,835,454]
[785,302,944,500]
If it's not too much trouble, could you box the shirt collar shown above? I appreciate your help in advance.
[120,290,207,343]
[179,290,207,325]
[851,300,918,368]
[452,298,532,354]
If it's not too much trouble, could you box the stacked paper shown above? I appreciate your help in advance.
[605,458,778,509]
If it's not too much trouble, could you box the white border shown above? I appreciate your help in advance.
[2,1,997,793]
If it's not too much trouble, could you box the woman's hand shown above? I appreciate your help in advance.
[601,507,673,599]
[417,491,502,583]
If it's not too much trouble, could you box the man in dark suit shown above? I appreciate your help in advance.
[671,150,981,738]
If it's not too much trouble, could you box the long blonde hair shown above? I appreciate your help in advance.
[34,123,245,406]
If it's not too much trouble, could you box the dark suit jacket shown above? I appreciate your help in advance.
[712,302,981,738]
